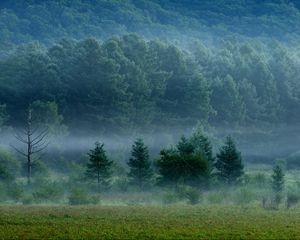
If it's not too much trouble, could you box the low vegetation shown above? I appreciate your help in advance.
[1,205,300,239]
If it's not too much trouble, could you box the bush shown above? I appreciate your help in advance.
[253,173,268,187]
[22,159,50,179]
[162,191,179,205]
[22,195,34,205]
[6,183,24,202]
[207,191,226,204]
[112,177,129,192]
[234,188,254,207]
[286,192,300,209]
[89,194,101,205]
[185,188,202,205]
[33,182,63,203]
[68,188,100,205]
[68,188,90,205]
[0,148,20,181]
[262,193,282,210]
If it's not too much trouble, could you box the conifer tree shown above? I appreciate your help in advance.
[190,130,215,175]
[215,136,244,184]
[127,138,153,190]
[272,163,284,193]
[86,142,113,191]
[177,136,195,155]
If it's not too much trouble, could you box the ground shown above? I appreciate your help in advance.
[0,205,300,239]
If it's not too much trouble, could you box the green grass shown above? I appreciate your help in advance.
[1,205,300,239]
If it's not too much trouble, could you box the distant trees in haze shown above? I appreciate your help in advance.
[1,34,300,136]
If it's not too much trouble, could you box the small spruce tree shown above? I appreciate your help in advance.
[190,130,215,176]
[127,138,153,190]
[272,163,284,193]
[215,136,244,184]
[86,142,113,192]
[177,136,195,155]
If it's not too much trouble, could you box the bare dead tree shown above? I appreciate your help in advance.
[11,106,49,185]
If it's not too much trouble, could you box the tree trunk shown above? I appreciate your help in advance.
[27,108,32,185]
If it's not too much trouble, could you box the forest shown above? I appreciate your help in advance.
[1,0,300,239]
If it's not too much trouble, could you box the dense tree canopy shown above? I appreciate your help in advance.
[0,34,300,136]
[1,0,300,55]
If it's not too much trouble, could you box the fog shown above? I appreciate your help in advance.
[0,0,300,216]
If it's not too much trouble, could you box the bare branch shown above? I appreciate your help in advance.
[31,132,49,146]
[31,128,49,143]
[32,140,49,150]
[10,144,27,157]
[14,133,29,144]
[31,142,50,154]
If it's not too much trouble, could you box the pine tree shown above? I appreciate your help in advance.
[177,136,195,155]
[272,164,284,193]
[190,130,215,175]
[86,142,113,191]
[215,136,244,184]
[127,138,153,190]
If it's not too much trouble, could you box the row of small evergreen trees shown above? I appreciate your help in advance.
[85,132,244,192]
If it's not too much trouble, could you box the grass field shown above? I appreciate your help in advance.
[0,205,300,239]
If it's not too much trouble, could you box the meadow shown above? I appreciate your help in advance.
[1,204,300,239]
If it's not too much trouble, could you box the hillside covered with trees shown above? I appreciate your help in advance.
[0,0,300,159]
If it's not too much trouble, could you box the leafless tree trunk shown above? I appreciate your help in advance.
[11,106,49,185]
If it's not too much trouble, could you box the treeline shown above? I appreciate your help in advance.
[0,129,292,209]
[0,35,300,135]
[0,130,244,193]
[83,134,244,191]
[1,0,300,54]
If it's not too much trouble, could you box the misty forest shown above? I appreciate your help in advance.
[1,0,300,239]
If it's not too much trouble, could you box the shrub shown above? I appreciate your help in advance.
[33,182,63,203]
[6,183,24,202]
[22,195,34,205]
[207,191,227,204]
[262,193,282,210]
[68,188,90,205]
[89,194,101,205]
[112,177,129,192]
[286,192,300,209]
[234,188,254,207]
[68,189,101,205]
[185,188,202,205]
[162,191,179,205]
[253,173,267,187]
[0,148,20,181]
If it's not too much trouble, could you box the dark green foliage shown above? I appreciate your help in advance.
[272,164,284,193]
[68,188,100,205]
[0,34,300,134]
[215,136,244,185]
[68,188,90,205]
[0,1,300,136]
[286,192,300,209]
[185,187,202,205]
[190,129,215,175]
[85,142,113,191]
[127,138,153,190]
[22,160,49,179]
[32,182,63,203]
[1,0,300,55]
[0,149,20,182]
[177,136,195,155]
[157,137,208,186]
